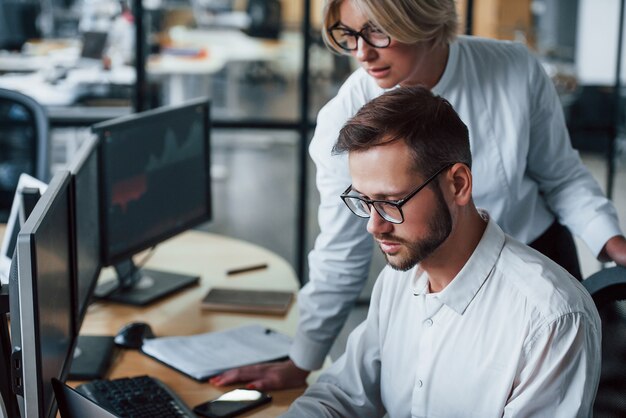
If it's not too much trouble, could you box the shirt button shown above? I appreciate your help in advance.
[424,318,433,327]
[417,379,423,388]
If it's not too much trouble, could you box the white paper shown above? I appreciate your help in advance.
[141,324,291,380]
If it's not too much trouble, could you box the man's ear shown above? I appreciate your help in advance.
[447,163,472,206]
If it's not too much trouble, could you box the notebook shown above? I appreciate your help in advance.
[201,287,294,315]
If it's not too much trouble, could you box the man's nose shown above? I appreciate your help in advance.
[366,206,393,235]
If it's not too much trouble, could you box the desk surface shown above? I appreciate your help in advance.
[0,226,300,418]
[77,229,303,417]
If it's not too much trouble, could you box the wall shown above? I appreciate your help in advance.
[576,0,623,85]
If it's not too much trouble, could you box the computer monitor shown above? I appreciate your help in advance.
[80,31,107,61]
[68,136,101,324]
[9,171,75,418]
[0,1,41,51]
[66,136,116,382]
[92,98,211,305]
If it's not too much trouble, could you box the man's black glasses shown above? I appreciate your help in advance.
[340,164,454,224]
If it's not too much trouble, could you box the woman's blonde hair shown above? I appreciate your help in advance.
[322,0,458,53]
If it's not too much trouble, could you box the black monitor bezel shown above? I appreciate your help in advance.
[68,135,102,327]
[92,98,212,267]
[11,171,77,418]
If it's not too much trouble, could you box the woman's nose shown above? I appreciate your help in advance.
[354,37,376,62]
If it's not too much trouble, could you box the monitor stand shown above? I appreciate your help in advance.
[94,259,199,306]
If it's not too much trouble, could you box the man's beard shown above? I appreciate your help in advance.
[377,185,453,271]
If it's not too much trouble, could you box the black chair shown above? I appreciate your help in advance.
[583,265,626,417]
[0,88,49,222]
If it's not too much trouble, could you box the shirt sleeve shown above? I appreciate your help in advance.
[524,49,623,257]
[282,276,385,418]
[290,76,375,370]
[503,312,601,417]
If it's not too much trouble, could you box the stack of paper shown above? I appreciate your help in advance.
[141,324,291,381]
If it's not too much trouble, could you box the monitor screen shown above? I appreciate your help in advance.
[93,98,211,266]
[0,1,41,51]
[80,31,107,60]
[68,136,101,325]
[10,171,75,418]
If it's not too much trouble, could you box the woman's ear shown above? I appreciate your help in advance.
[448,163,472,206]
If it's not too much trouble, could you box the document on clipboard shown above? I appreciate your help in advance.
[140,324,291,381]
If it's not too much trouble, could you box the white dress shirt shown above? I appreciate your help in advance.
[284,216,601,418]
[291,36,621,370]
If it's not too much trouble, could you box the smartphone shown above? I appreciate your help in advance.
[193,389,272,418]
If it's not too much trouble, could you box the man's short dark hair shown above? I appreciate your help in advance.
[334,86,471,178]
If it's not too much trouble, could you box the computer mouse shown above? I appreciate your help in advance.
[114,322,155,349]
[42,66,68,84]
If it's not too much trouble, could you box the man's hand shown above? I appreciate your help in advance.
[209,359,310,391]
[601,235,626,266]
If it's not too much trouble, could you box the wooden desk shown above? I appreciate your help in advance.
[77,229,303,417]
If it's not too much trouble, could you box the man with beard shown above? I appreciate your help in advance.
[282,87,601,417]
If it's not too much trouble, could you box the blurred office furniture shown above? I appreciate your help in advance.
[0,38,80,74]
[0,1,42,51]
[246,0,282,39]
[567,86,615,154]
[0,88,49,222]
[191,0,250,29]
[0,65,135,108]
[149,26,285,107]
[47,0,82,38]
[0,43,133,133]
[566,82,625,200]
[583,266,626,417]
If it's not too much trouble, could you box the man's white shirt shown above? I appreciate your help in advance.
[285,215,601,417]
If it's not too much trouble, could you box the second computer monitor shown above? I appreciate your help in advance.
[68,135,101,324]
[93,98,211,305]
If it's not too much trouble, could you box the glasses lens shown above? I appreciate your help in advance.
[364,27,391,48]
[330,28,357,50]
[344,197,370,217]
[373,202,402,223]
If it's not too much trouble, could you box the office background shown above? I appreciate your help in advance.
[1,0,626,359]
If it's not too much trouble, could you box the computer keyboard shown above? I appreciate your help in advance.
[76,375,197,417]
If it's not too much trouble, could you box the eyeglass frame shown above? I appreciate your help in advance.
[340,163,455,224]
[327,22,392,52]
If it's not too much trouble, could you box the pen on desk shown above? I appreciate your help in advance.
[227,263,268,276]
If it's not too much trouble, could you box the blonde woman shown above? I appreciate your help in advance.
[211,0,626,391]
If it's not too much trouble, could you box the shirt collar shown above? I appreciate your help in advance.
[431,38,458,94]
[411,211,505,315]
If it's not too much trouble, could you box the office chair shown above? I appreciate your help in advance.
[0,88,50,222]
[583,265,626,417]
